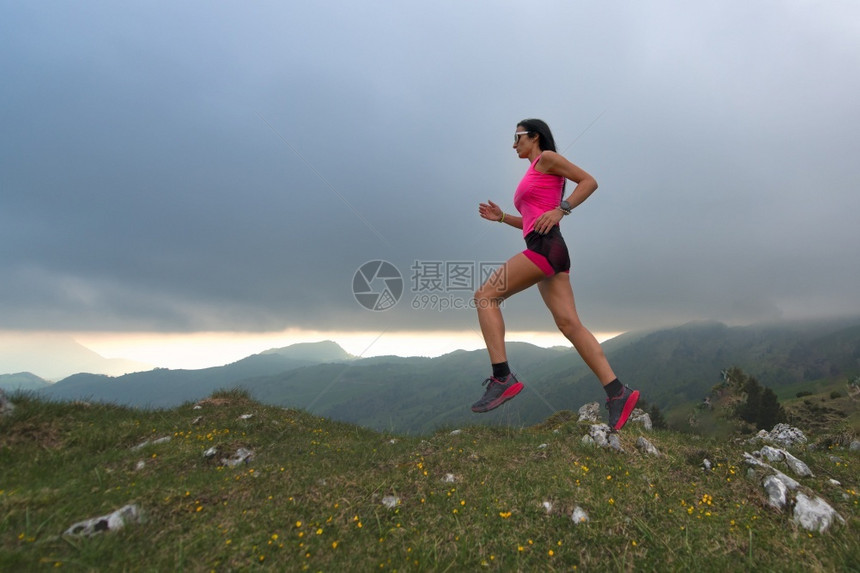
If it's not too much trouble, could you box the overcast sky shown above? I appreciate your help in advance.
[3,1,859,356]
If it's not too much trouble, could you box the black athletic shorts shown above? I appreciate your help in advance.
[523,226,571,276]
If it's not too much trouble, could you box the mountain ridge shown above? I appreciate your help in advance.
[32,317,860,434]
[0,372,51,392]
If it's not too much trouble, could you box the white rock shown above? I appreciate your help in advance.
[636,437,661,457]
[757,447,813,478]
[443,473,456,483]
[758,446,785,463]
[581,435,595,447]
[782,450,814,478]
[135,461,146,471]
[771,471,800,491]
[849,440,860,452]
[131,436,171,451]
[238,414,253,420]
[538,443,548,449]
[203,447,218,458]
[221,447,254,467]
[762,475,789,509]
[542,501,553,513]
[742,453,800,490]
[587,424,624,451]
[768,424,808,448]
[703,459,712,471]
[629,408,652,431]
[743,452,769,469]
[65,504,141,537]
[571,506,589,524]
[588,424,609,447]
[450,429,462,436]
[381,495,400,509]
[577,402,601,423]
[792,493,845,533]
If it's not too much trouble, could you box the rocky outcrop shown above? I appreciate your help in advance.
[743,424,845,533]
[749,423,808,448]
[581,423,624,452]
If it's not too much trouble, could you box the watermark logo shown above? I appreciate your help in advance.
[353,260,506,312]
[352,260,404,311]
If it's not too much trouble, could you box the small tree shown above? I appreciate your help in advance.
[757,386,786,429]
[648,403,668,430]
[730,369,786,430]
[736,375,762,425]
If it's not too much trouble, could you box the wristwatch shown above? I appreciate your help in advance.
[559,200,572,215]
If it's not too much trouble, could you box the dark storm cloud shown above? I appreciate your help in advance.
[1,1,858,337]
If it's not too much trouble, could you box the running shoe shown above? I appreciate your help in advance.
[471,373,524,413]
[606,385,640,431]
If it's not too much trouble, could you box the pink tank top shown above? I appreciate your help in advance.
[513,155,565,237]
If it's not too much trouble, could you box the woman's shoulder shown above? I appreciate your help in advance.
[534,150,564,173]
[537,150,561,164]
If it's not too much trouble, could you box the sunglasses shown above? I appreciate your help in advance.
[514,131,530,144]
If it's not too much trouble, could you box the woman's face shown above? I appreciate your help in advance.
[513,126,538,157]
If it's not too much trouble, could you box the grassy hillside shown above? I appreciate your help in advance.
[1,391,858,571]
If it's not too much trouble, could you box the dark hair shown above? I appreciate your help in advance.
[518,118,565,196]
[517,118,557,152]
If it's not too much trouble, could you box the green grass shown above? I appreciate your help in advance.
[1,389,858,572]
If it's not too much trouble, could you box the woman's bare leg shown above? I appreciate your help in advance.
[536,272,617,385]
[474,253,546,364]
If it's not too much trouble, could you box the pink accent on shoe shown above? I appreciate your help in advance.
[485,381,523,410]
[613,389,640,431]
[502,381,524,398]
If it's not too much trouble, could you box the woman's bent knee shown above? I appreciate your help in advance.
[474,287,502,310]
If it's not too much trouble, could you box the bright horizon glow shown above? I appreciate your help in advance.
[73,328,624,370]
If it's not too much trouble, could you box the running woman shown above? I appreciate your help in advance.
[471,119,639,431]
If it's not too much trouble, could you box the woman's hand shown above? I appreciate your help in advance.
[479,200,504,222]
[533,208,564,235]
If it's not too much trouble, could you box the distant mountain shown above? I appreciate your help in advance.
[246,342,566,434]
[0,372,51,392]
[0,333,151,381]
[40,340,353,407]
[36,319,860,434]
[245,319,860,434]
[572,319,860,410]
[260,340,354,362]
